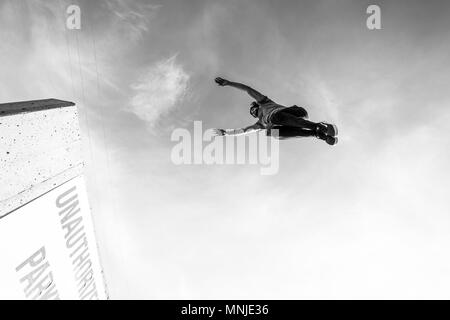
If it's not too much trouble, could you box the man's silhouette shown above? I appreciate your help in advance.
[213,77,338,145]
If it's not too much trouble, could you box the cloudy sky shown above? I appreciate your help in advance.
[1,0,450,299]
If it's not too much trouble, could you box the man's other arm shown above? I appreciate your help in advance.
[215,77,266,102]
[213,122,264,136]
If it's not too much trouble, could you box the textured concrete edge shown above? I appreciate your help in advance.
[0,99,75,117]
[0,164,84,219]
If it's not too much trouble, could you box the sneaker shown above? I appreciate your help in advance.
[315,131,338,146]
[324,135,338,146]
[316,122,338,137]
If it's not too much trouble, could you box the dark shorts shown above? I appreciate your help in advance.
[274,106,308,119]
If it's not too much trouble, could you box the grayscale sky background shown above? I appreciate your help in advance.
[1,0,450,299]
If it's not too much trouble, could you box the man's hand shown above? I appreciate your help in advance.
[215,77,230,86]
[212,128,226,136]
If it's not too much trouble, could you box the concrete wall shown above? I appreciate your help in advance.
[0,99,108,300]
[0,99,82,217]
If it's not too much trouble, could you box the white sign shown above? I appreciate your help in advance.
[0,176,107,300]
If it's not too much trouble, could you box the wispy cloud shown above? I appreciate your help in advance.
[104,0,161,42]
[129,55,190,127]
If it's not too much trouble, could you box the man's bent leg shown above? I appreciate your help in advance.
[267,126,315,140]
[268,126,338,145]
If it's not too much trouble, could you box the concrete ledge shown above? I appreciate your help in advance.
[0,99,75,117]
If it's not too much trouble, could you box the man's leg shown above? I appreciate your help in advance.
[270,109,317,130]
[267,126,315,139]
[271,109,338,137]
[268,126,338,145]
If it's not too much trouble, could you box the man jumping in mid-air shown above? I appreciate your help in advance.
[213,77,338,145]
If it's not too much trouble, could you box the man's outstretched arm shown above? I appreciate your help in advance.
[213,122,264,136]
[215,77,266,102]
